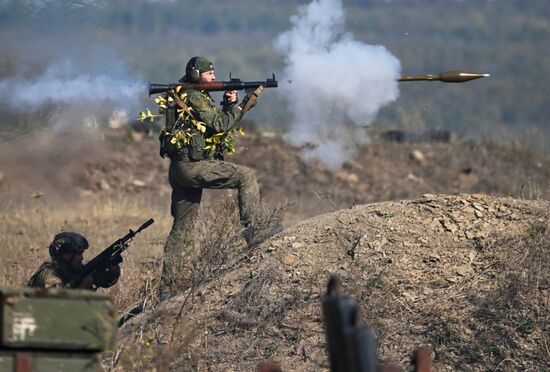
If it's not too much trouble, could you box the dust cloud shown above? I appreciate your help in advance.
[274,0,401,168]
[0,1,144,200]
[0,60,144,130]
[0,1,145,131]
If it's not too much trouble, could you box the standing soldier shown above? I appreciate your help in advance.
[28,232,121,289]
[158,56,262,298]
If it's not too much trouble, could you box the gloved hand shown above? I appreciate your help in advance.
[111,254,123,265]
[93,264,121,288]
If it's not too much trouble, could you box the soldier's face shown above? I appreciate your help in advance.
[60,250,84,267]
[200,70,216,82]
[72,251,84,266]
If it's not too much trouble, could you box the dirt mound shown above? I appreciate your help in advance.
[116,194,549,371]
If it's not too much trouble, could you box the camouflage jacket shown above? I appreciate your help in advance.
[160,89,242,161]
[28,261,120,290]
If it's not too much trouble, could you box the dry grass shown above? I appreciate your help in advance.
[7,192,546,370]
[0,195,170,309]
[2,128,549,370]
[97,196,289,371]
[408,221,550,369]
[118,196,548,371]
[0,184,289,370]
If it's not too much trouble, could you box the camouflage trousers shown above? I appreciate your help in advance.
[160,159,260,294]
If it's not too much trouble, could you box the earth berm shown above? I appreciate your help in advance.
[118,193,549,371]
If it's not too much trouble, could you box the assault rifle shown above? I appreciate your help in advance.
[75,218,155,286]
[148,74,278,96]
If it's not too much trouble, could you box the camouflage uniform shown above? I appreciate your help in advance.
[28,262,75,289]
[160,57,260,294]
[28,232,121,290]
[28,261,120,289]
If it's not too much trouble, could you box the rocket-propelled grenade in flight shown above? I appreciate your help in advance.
[398,71,490,83]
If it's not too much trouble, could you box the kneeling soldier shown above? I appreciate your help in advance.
[28,232,121,290]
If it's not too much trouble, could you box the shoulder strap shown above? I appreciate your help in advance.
[27,261,54,287]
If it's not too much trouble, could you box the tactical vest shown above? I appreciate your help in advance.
[27,262,78,288]
[158,89,242,161]
[158,90,208,161]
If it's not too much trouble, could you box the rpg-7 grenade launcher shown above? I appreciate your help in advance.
[148,70,487,97]
[148,74,278,96]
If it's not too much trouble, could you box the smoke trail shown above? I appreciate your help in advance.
[0,59,146,130]
[0,60,143,108]
[274,0,401,168]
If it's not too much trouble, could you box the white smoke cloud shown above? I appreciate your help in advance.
[0,60,146,130]
[274,0,401,168]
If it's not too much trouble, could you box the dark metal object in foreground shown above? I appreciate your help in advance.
[398,70,490,83]
[322,275,378,372]
[75,218,155,286]
[322,275,433,372]
[148,74,278,96]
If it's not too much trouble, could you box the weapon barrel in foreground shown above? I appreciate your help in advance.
[398,70,490,83]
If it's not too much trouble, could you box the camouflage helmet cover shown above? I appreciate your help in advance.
[49,232,89,259]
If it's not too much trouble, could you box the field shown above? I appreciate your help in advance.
[0,128,548,369]
[1,0,549,369]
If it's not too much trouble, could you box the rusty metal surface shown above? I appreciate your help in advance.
[414,348,433,372]
[15,352,32,372]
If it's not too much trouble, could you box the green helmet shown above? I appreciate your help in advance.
[180,56,214,83]
[49,232,89,259]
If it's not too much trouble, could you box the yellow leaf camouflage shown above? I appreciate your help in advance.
[138,108,161,123]
[192,120,207,133]
[156,88,245,158]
